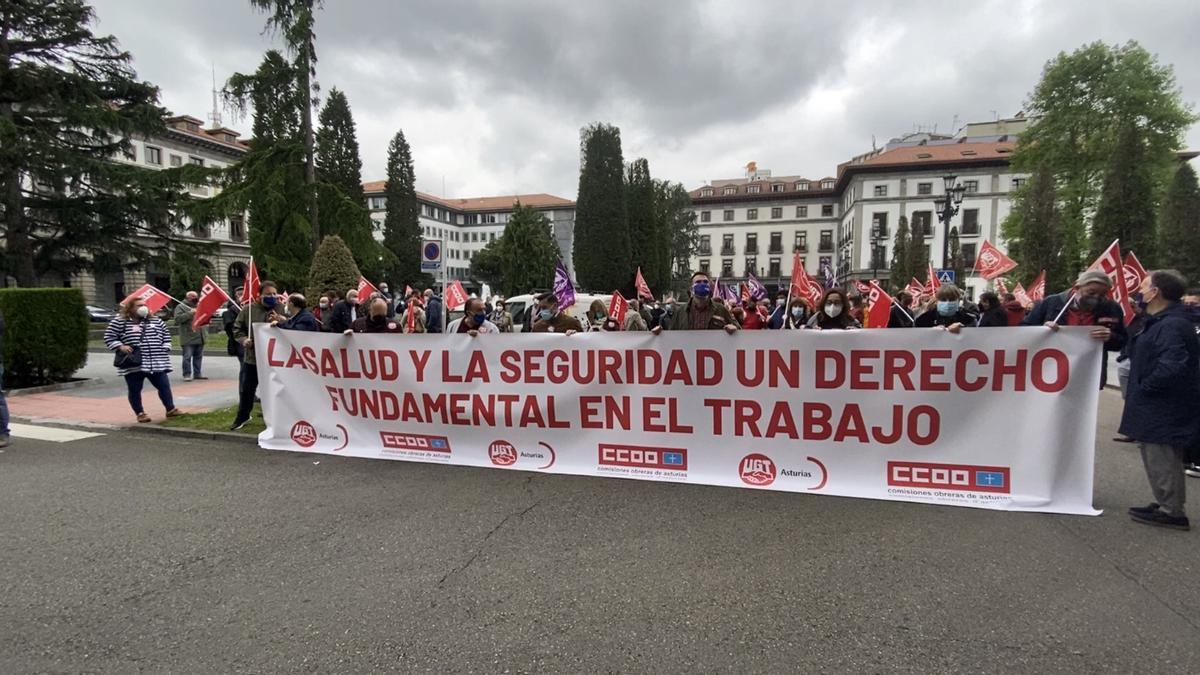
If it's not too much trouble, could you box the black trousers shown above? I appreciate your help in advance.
[236,362,258,423]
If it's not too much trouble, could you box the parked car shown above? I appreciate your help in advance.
[85,305,118,323]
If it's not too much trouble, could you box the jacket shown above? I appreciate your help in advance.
[915,307,977,328]
[532,313,583,333]
[232,301,275,365]
[1023,290,1127,388]
[105,316,173,375]
[1002,300,1027,326]
[977,305,1009,328]
[1118,304,1200,446]
[223,303,243,357]
[328,300,358,334]
[174,301,207,346]
[277,308,322,332]
[668,299,736,331]
[887,304,914,328]
[447,317,500,334]
[352,315,404,333]
[623,311,648,332]
[425,296,444,333]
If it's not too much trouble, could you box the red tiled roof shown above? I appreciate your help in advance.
[362,181,573,211]
[850,141,1016,168]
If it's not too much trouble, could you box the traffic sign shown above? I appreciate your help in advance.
[421,239,443,272]
[936,268,956,284]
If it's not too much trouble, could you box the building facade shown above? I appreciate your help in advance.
[362,183,576,290]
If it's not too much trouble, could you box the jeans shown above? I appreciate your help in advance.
[1140,442,1186,517]
[0,364,9,436]
[125,372,175,415]
[181,344,204,378]
[235,362,258,423]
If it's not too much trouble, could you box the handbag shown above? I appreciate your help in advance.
[113,318,147,369]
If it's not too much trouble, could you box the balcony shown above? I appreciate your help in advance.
[818,241,833,253]
[794,244,808,253]
[720,246,736,256]
[768,244,783,255]
[744,245,759,255]
[698,246,712,256]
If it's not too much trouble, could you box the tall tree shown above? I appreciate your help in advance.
[573,123,629,291]
[1002,167,1069,292]
[305,234,360,300]
[469,204,558,296]
[651,179,686,294]
[381,130,423,287]
[947,226,966,288]
[1157,163,1200,284]
[0,0,205,287]
[1010,41,1195,274]
[315,87,377,273]
[1090,123,1158,260]
[906,213,929,282]
[889,215,912,291]
[625,158,656,289]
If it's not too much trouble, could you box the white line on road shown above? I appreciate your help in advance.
[8,423,105,443]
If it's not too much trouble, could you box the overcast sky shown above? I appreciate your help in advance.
[91,0,1200,200]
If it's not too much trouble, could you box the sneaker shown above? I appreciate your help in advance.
[1186,464,1200,479]
[1130,510,1190,531]
[165,408,185,418]
[183,375,193,382]
[0,434,10,448]
[1128,503,1161,517]
[229,419,249,431]
[137,413,151,423]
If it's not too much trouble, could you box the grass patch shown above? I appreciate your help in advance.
[160,403,264,435]
[88,332,230,353]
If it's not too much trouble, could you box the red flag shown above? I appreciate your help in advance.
[445,280,468,310]
[357,276,379,298]
[405,299,417,333]
[239,258,260,305]
[634,268,653,300]
[1122,251,1148,297]
[996,277,1009,295]
[740,283,750,306]
[1013,283,1033,309]
[608,291,629,324]
[974,240,1019,280]
[1087,239,1134,325]
[904,278,925,309]
[191,276,232,331]
[122,283,173,314]
[927,263,940,292]
[790,254,823,309]
[1028,270,1046,301]
[864,281,893,329]
[853,280,871,297]
[404,284,414,299]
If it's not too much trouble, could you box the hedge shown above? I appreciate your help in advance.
[0,288,89,387]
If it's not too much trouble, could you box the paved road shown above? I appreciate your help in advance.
[1,390,1198,673]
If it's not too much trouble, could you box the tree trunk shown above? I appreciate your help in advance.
[301,40,318,252]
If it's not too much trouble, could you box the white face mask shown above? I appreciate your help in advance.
[136,306,150,318]
[825,303,843,318]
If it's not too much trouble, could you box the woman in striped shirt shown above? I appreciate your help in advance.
[104,297,184,423]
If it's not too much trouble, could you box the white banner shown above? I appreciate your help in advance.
[254,325,1102,515]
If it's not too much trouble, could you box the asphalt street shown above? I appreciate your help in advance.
[1,390,1198,673]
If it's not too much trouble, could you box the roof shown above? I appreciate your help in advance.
[847,140,1016,169]
[362,181,574,211]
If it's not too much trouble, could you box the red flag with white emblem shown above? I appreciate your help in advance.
[191,276,232,331]
[239,258,260,305]
[1028,270,1046,302]
[357,276,379,298]
[634,268,653,300]
[1122,251,1148,297]
[122,283,174,314]
[1087,239,1134,325]
[608,291,628,324]
[974,240,1019,280]
[864,281,894,329]
[445,280,469,310]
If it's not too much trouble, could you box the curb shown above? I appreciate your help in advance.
[6,378,106,397]
[10,416,121,432]
[130,425,259,443]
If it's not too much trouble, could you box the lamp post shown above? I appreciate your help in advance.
[870,219,884,281]
[933,175,967,272]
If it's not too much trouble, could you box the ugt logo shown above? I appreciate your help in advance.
[290,421,316,448]
[739,453,776,487]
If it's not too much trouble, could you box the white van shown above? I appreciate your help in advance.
[504,293,610,332]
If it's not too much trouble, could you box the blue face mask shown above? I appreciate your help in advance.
[692,281,712,298]
[472,312,487,325]
[538,309,555,322]
[1131,291,1147,311]
[937,300,960,316]
[263,296,278,308]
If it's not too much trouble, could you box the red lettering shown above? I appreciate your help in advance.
[849,350,881,390]
[954,350,988,392]
[919,350,952,391]
[580,396,604,429]
[803,402,832,440]
[992,349,1027,391]
[1031,349,1069,393]
[643,397,666,433]
[833,404,869,443]
[266,338,283,367]
[815,350,844,388]
[734,400,762,437]
[908,405,939,445]
[883,350,916,390]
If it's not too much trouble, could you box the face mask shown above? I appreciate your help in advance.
[380,287,388,294]
[473,312,487,325]
[595,311,605,320]
[1075,295,1100,312]
[136,306,150,318]
[791,307,804,318]
[538,309,555,322]
[319,301,329,309]
[1131,291,1146,311]
[263,296,278,308]
[825,303,843,318]
[937,300,960,316]
[692,281,712,298]
[776,299,784,307]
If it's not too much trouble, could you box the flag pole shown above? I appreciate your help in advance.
[1050,292,1076,325]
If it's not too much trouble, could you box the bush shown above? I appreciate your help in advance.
[306,234,362,300]
[0,288,89,387]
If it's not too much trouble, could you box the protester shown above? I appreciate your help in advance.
[105,296,183,424]
[1023,270,1127,388]
[230,280,282,431]
[425,289,444,333]
[378,283,395,318]
[447,298,500,335]
[782,298,810,329]
[490,296,514,332]
[887,292,914,328]
[658,272,737,333]
[975,291,1009,328]
[328,289,359,334]
[0,311,9,447]
[847,292,866,326]
[767,293,788,328]
[1181,289,1200,477]
[223,290,244,363]
[806,289,860,330]
[172,290,207,381]
[1113,307,1148,443]
[313,293,334,328]
[1001,292,1027,326]
[585,299,609,332]
[647,301,669,331]
[531,293,583,334]
[1120,271,1200,531]
[624,300,649,331]
[349,297,403,334]
[273,294,321,331]
[741,301,769,330]
[914,284,974,333]
[399,299,427,334]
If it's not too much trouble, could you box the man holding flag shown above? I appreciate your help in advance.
[173,290,208,381]
[1022,269,1127,388]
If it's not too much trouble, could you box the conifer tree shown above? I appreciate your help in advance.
[381,130,423,287]
[889,215,912,291]
[625,158,657,290]
[1157,163,1200,283]
[315,88,378,273]
[1091,123,1158,261]
[907,214,929,282]
[573,123,630,291]
[1003,167,1069,292]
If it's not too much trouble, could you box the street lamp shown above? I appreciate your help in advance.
[934,175,966,272]
[870,218,884,281]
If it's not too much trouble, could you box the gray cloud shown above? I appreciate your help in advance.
[91,0,1200,199]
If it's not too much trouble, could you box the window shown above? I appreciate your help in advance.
[963,180,979,194]
[911,211,932,237]
[768,258,781,277]
[699,235,712,256]
[190,221,210,239]
[229,216,245,242]
[721,234,735,255]
[145,146,162,165]
[871,213,889,239]
[772,184,785,193]
[746,208,758,221]
[962,243,977,268]
[700,210,711,223]
[961,209,980,235]
[721,259,734,277]
[769,232,782,254]
[189,156,204,166]
[796,181,810,191]
[701,187,713,197]
[723,186,737,195]
[821,204,833,218]
[699,259,710,274]
[745,233,758,254]
[821,180,834,190]
[1011,177,1026,190]
[770,207,782,219]
[482,213,498,224]
[490,232,496,241]
[747,185,761,194]
[170,154,183,167]
[796,205,808,218]
[819,230,833,252]
[723,209,734,222]
[917,182,932,195]
[744,257,757,277]
[794,231,808,252]
[471,232,479,242]
[873,185,888,197]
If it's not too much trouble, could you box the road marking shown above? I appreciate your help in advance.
[8,423,105,443]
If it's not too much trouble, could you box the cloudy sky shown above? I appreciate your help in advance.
[91,0,1200,200]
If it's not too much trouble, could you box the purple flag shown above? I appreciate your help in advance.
[746,273,767,301]
[715,277,738,304]
[553,260,576,308]
[821,260,835,289]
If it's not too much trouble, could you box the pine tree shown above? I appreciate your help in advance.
[1091,123,1158,261]
[1003,167,1069,292]
[947,226,966,287]
[470,203,558,296]
[573,123,630,291]
[381,130,423,287]
[907,213,929,282]
[1157,163,1200,283]
[0,1,205,286]
[656,180,697,293]
[305,234,361,300]
[889,215,912,291]
[315,88,378,273]
[625,158,657,291]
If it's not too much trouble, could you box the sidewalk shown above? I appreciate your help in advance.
[8,352,242,428]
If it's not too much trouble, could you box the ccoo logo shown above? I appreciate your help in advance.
[290,421,317,448]
[739,453,776,487]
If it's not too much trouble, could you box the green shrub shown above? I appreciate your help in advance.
[0,288,89,387]
[306,234,362,300]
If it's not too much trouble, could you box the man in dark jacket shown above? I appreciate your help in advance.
[530,293,583,333]
[224,290,244,363]
[274,294,321,332]
[975,291,1009,327]
[914,284,976,332]
[327,289,359,333]
[231,280,284,430]
[349,298,404,334]
[887,292,915,328]
[1121,271,1200,530]
[1022,270,1127,388]
[657,271,738,334]
[424,290,443,333]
